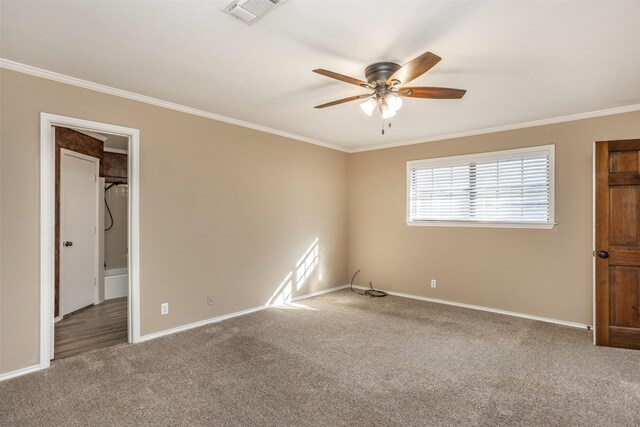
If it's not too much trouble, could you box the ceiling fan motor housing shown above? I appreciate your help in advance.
[365,62,401,87]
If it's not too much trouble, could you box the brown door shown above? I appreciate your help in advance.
[595,139,640,349]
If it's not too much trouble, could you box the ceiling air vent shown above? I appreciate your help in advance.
[223,0,287,24]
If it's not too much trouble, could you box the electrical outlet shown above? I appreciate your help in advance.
[207,296,215,306]
[430,279,437,288]
[161,303,169,315]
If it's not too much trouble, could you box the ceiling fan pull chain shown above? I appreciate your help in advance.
[380,118,393,135]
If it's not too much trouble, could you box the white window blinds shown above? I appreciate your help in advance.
[407,145,554,227]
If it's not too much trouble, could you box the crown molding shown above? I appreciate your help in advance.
[348,103,640,153]
[0,58,347,153]
[3,58,639,154]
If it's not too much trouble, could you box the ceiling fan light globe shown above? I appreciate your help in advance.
[382,108,396,119]
[386,95,403,112]
[360,98,377,116]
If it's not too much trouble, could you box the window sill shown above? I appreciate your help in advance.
[406,220,556,229]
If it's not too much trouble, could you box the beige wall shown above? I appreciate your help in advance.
[0,69,348,374]
[3,65,640,376]
[349,111,640,326]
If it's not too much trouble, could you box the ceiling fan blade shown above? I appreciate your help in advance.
[313,69,372,88]
[314,94,372,109]
[398,87,466,99]
[386,52,441,86]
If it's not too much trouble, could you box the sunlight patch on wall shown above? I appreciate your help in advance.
[295,237,319,290]
[266,237,320,308]
[267,271,293,307]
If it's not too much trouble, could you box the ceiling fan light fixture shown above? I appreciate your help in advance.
[381,107,397,119]
[386,94,403,112]
[313,51,466,131]
[360,98,377,116]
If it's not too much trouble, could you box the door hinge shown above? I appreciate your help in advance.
[94,225,97,234]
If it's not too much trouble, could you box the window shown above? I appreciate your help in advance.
[406,145,555,228]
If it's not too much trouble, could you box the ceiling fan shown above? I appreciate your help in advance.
[313,51,466,132]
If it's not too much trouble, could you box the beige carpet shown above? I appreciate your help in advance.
[1,289,639,426]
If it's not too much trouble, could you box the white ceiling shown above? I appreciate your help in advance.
[2,1,640,151]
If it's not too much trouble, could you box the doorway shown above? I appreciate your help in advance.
[40,113,140,369]
[595,139,640,350]
[54,129,130,358]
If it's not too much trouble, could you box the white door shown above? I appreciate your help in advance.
[60,149,99,316]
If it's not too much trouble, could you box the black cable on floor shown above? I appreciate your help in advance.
[350,269,387,298]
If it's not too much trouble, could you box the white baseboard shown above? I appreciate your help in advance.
[0,284,588,382]
[0,364,41,382]
[139,304,268,343]
[352,285,591,329]
[139,284,349,343]
[0,285,348,381]
[291,284,348,302]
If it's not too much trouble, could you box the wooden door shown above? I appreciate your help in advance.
[595,139,640,349]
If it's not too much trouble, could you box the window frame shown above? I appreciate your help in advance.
[406,144,556,229]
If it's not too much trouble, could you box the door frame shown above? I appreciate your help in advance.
[592,142,597,345]
[40,113,141,369]
[59,148,101,314]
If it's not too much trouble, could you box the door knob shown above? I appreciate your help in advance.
[63,241,73,247]
[598,250,609,259]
